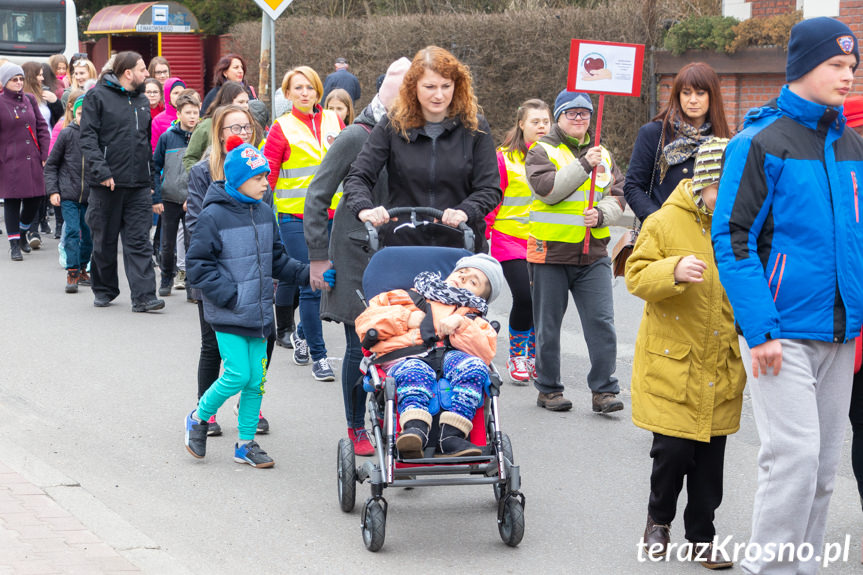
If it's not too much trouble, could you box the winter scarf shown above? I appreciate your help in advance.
[660,120,712,183]
[413,271,488,316]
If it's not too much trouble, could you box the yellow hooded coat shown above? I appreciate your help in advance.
[625,179,746,442]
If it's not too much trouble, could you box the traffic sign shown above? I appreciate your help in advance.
[252,0,294,20]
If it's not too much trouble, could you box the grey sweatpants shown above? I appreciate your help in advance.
[529,258,618,395]
[739,338,854,575]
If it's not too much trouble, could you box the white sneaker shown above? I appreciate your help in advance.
[506,356,530,385]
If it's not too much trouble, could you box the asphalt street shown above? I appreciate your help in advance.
[0,226,860,574]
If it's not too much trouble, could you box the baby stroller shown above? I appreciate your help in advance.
[336,207,525,551]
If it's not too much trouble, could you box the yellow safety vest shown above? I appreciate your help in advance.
[528,141,612,244]
[493,149,531,240]
[273,110,342,215]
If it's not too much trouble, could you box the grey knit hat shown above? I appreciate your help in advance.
[453,253,504,304]
[0,63,25,88]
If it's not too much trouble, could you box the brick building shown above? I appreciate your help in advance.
[656,0,863,130]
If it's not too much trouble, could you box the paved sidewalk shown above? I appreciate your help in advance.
[0,461,140,575]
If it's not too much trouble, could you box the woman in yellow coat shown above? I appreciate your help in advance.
[625,137,744,569]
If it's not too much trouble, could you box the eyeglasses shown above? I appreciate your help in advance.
[223,123,252,134]
[563,109,591,120]
[154,69,169,77]
[7,76,24,83]
[144,90,161,96]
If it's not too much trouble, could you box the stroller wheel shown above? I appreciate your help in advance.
[498,496,525,547]
[362,500,387,552]
[493,433,514,502]
[337,438,357,513]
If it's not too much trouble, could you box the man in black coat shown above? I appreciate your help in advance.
[80,51,164,312]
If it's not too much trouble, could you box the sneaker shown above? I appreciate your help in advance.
[312,357,335,381]
[536,391,573,412]
[206,415,222,437]
[592,392,624,414]
[184,410,208,458]
[39,220,51,235]
[348,427,374,457]
[232,403,270,434]
[257,412,270,434]
[158,277,172,297]
[27,230,41,250]
[506,356,530,385]
[234,440,274,468]
[78,269,91,286]
[173,270,186,290]
[526,357,537,380]
[291,330,310,365]
[131,298,165,312]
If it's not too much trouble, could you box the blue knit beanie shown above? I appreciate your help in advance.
[223,135,270,191]
[553,90,593,121]
[786,17,859,83]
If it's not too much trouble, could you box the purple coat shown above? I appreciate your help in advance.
[0,89,50,199]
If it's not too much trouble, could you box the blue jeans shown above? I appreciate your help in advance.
[60,200,92,270]
[342,324,366,428]
[275,215,331,361]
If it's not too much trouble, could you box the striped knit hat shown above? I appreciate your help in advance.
[691,137,729,192]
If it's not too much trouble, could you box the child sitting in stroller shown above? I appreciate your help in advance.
[355,253,504,459]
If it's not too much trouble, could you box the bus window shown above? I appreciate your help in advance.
[0,6,65,53]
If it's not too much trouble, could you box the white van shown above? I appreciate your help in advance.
[0,0,79,65]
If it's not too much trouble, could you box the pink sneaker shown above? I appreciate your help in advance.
[506,356,530,385]
[348,428,374,457]
[206,415,222,436]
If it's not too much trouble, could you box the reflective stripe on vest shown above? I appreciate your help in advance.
[273,110,342,214]
[528,141,612,244]
[493,150,531,240]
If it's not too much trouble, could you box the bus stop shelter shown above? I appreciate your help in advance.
[84,2,205,94]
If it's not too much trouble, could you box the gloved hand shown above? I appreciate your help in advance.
[323,267,336,289]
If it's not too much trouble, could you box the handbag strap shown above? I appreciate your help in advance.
[633,125,664,233]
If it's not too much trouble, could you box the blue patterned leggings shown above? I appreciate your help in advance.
[390,350,487,421]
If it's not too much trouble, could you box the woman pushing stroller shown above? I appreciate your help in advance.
[355,253,504,459]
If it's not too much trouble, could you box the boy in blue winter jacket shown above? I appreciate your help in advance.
[184,135,310,468]
[153,89,199,296]
[712,17,863,574]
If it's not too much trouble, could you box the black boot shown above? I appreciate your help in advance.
[437,420,481,457]
[18,233,31,254]
[274,305,295,348]
[9,239,22,261]
[396,419,429,459]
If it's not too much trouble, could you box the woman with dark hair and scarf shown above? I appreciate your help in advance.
[624,62,731,223]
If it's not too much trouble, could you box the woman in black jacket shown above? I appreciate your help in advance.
[624,62,730,223]
[342,46,501,252]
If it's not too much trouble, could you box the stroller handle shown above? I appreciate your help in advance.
[364,206,476,252]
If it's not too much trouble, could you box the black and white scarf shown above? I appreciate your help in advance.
[413,271,488,316]
[659,120,712,183]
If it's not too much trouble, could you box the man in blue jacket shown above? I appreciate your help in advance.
[713,17,863,574]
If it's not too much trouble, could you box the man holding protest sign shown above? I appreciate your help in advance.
[525,90,626,413]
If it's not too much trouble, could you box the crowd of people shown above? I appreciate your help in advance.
[1,15,863,572]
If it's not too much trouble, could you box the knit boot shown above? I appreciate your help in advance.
[437,412,481,457]
[274,305,295,348]
[65,269,80,294]
[9,239,22,261]
[396,409,431,459]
